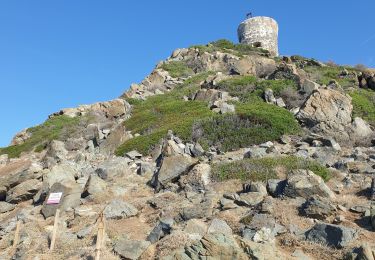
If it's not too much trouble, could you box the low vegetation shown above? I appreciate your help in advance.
[160,61,194,78]
[0,115,81,158]
[303,65,358,88]
[215,75,298,102]
[191,39,270,57]
[116,93,214,155]
[350,89,375,125]
[212,156,331,182]
[193,101,301,151]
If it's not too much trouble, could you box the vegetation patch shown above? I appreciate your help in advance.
[116,92,214,155]
[191,39,269,57]
[0,115,81,158]
[350,89,375,125]
[193,101,301,151]
[303,65,358,88]
[215,75,297,102]
[212,156,331,182]
[160,61,194,78]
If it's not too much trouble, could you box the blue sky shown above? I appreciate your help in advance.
[1,0,374,147]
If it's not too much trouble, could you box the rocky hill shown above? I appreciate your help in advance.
[1,39,375,259]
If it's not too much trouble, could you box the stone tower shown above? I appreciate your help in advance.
[237,16,279,56]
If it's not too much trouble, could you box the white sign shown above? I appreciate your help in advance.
[46,192,63,205]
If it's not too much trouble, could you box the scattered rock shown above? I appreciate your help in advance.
[6,179,42,203]
[152,155,198,188]
[301,195,336,220]
[207,218,232,235]
[284,170,335,199]
[0,201,16,213]
[113,238,151,260]
[103,199,138,219]
[147,218,174,243]
[305,223,358,248]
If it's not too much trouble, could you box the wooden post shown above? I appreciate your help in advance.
[11,220,21,255]
[95,212,105,260]
[49,209,60,252]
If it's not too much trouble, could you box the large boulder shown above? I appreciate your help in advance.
[41,182,82,218]
[44,163,78,188]
[297,89,352,126]
[283,170,335,199]
[297,88,353,140]
[152,155,198,188]
[0,201,16,213]
[95,157,131,180]
[305,223,358,248]
[179,163,211,192]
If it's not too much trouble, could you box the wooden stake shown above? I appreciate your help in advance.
[49,209,60,252]
[95,212,105,260]
[11,220,21,255]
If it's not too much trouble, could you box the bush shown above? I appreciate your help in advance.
[0,115,80,158]
[116,93,214,155]
[303,65,358,88]
[191,39,269,57]
[350,89,375,125]
[192,101,301,152]
[215,76,297,102]
[212,156,331,182]
[160,61,194,78]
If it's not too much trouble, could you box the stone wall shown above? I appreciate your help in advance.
[237,16,279,56]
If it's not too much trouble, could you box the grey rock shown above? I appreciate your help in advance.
[207,219,232,235]
[45,163,78,188]
[125,150,143,160]
[301,195,336,220]
[305,223,358,248]
[191,143,204,157]
[104,199,138,219]
[0,186,6,201]
[236,192,265,207]
[95,157,131,180]
[76,225,94,239]
[184,219,208,237]
[180,201,213,221]
[147,218,173,243]
[113,238,150,260]
[266,179,286,197]
[244,147,267,159]
[81,174,107,199]
[152,155,198,188]
[41,182,82,218]
[0,201,16,213]
[179,163,211,192]
[284,170,335,199]
[6,179,42,203]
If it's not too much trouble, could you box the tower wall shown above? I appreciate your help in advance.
[238,16,279,56]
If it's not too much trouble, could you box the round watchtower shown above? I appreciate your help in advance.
[237,16,279,56]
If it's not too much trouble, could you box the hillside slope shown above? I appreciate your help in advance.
[1,39,375,259]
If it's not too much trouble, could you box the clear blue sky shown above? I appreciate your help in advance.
[1,1,374,147]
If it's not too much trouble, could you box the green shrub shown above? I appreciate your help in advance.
[212,156,331,182]
[303,65,357,88]
[350,89,375,125]
[215,76,297,102]
[160,61,194,78]
[0,115,80,158]
[191,39,269,57]
[116,93,214,155]
[193,101,301,152]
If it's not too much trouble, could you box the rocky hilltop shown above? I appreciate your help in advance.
[1,39,375,259]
